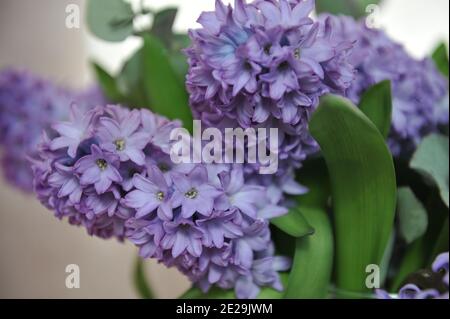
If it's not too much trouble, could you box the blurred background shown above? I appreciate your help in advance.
[0,0,448,298]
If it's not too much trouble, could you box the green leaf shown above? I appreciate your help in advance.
[169,52,189,85]
[116,49,148,107]
[432,42,449,78]
[151,8,178,48]
[391,239,427,291]
[133,257,153,299]
[284,206,333,298]
[430,216,449,264]
[359,80,392,139]
[91,63,123,102]
[295,157,330,209]
[171,33,191,52]
[410,134,449,208]
[397,187,428,244]
[309,95,397,293]
[315,0,381,19]
[168,34,191,85]
[271,207,315,238]
[86,0,134,42]
[142,35,193,132]
[379,230,395,285]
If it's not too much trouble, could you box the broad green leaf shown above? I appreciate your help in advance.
[133,257,153,299]
[142,35,193,132]
[430,216,449,264]
[410,134,449,207]
[359,80,392,139]
[295,157,330,209]
[309,95,397,293]
[392,191,448,290]
[432,42,449,78]
[271,226,296,257]
[315,0,381,19]
[116,49,148,107]
[169,52,189,85]
[379,230,395,285]
[91,63,123,102]
[151,8,178,48]
[86,0,134,42]
[171,33,191,52]
[397,187,428,244]
[271,207,314,238]
[284,206,333,298]
[391,239,427,291]
[169,34,191,85]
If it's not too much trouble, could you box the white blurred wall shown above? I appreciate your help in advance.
[0,0,448,298]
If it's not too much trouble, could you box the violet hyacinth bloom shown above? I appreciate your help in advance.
[323,15,449,157]
[186,0,355,184]
[172,165,223,218]
[97,110,149,165]
[32,104,170,239]
[75,144,122,194]
[0,68,106,192]
[376,252,449,299]
[124,166,174,220]
[33,104,290,298]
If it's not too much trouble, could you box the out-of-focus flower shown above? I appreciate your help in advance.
[323,15,449,157]
[0,68,106,192]
[185,0,355,195]
[376,252,449,299]
[33,104,291,298]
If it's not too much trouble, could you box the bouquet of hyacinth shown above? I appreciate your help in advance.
[1,0,448,299]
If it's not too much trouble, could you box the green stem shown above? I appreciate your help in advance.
[133,257,154,299]
[284,206,334,298]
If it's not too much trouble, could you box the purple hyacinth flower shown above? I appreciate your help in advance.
[376,252,449,299]
[75,144,122,194]
[51,104,100,158]
[260,47,303,100]
[97,110,149,165]
[126,218,165,259]
[196,210,244,248]
[235,255,291,299]
[85,186,121,217]
[161,218,204,258]
[172,165,223,218]
[233,219,270,269]
[217,166,265,219]
[47,162,82,204]
[223,45,262,96]
[140,108,182,153]
[259,0,314,29]
[124,166,174,220]
[186,0,357,204]
[194,249,233,291]
[118,161,144,192]
[433,252,449,286]
[0,69,105,192]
